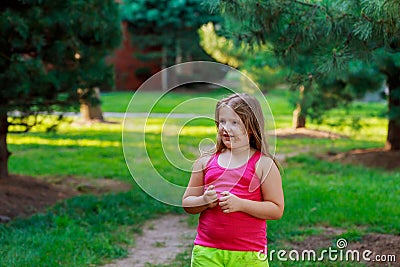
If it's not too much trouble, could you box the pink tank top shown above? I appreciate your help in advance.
[194,151,267,252]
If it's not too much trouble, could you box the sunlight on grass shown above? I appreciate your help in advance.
[137,118,217,136]
[4,89,398,267]
[308,117,387,143]
[58,121,123,133]
[179,126,216,136]
[8,111,389,181]
[8,136,121,147]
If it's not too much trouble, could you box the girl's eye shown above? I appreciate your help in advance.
[232,121,238,125]
[219,120,225,124]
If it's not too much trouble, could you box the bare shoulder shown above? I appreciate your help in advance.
[255,155,280,180]
[192,154,213,172]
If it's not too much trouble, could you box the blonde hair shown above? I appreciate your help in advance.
[214,93,279,166]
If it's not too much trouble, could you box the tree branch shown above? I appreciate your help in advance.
[293,0,326,11]
[361,12,373,22]
[0,52,11,61]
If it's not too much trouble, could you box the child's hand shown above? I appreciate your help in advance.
[219,191,243,213]
[203,185,218,208]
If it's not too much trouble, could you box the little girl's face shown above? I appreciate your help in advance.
[217,105,250,150]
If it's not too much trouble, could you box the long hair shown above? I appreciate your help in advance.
[214,93,280,168]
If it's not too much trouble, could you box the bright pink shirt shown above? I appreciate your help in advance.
[194,151,267,252]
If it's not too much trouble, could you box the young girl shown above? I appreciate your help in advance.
[182,93,284,267]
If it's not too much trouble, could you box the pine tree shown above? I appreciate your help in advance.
[0,0,122,178]
[212,0,400,150]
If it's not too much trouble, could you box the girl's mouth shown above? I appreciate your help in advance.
[223,133,233,140]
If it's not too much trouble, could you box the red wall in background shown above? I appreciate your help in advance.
[107,22,162,91]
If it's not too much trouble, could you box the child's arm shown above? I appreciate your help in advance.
[182,157,218,214]
[219,156,284,220]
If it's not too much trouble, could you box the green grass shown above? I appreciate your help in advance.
[274,156,400,235]
[101,89,387,141]
[101,88,294,117]
[101,91,133,113]
[2,89,397,266]
[8,122,130,180]
[0,191,181,267]
[101,88,231,114]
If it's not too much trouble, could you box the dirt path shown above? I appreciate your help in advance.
[103,214,196,267]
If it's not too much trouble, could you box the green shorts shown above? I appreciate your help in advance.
[191,245,269,267]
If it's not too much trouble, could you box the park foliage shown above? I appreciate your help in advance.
[0,0,122,177]
[209,0,400,149]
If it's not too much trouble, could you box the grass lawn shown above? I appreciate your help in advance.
[1,89,398,267]
[100,87,293,116]
[101,88,229,114]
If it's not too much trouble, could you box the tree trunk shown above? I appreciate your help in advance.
[161,46,168,91]
[385,74,400,151]
[0,112,10,178]
[293,85,306,128]
[80,104,104,122]
[79,87,104,122]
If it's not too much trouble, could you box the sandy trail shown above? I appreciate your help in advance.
[103,214,196,267]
